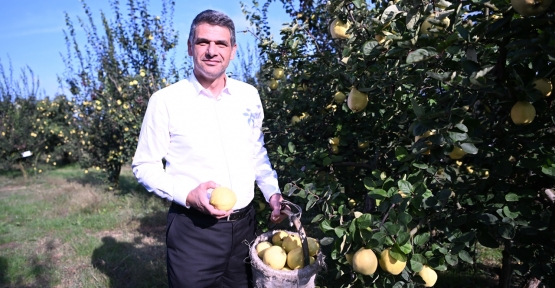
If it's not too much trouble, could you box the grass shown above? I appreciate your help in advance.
[0,163,169,288]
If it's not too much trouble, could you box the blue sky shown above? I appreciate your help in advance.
[0,0,290,97]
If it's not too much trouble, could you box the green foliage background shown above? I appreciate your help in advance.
[243,0,555,287]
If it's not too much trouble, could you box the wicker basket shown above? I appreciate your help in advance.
[250,230,325,288]
[249,201,325,288]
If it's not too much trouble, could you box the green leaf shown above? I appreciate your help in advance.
[398,180,413,194]
[320,219,334,232]
[391,244,408,262]
[334,227,346,238]
[461,59,481,74]
[342,47,351,57]
[469,66,494,85]
[386,47,406,57]
[399,241,412,254]
[413,162,428,169]
[390,193,405,204]
[414,233,430,246]
[352,0,363,8]
[406,48,438,64]
[454,123,468,132]
[542,166,555,177]
[323,157,332,166]
[460,142,478,154]
[311,214,324,223]
[363,177,380,190]
[320,237,334,246]
[452,231,475,243]
[458,250,474,264]
[446,45,461,55]
[372,232,387,246]
[385,223,402,235]
[362,230,376,246]
[306,197,317,210]
[478,213,498,225]
[520,226,538,235]
[456,25,469,41]
[349,219,357,235]
[436,246,448,255]
[362,40,379,55]
[447,132,468,142]
[395,146,409,161]
[426,71,457,82]
[436,189,452,201]
[398,212,412,226]
[412,122,428,137]
[393,282,404,288]
[445,254,459,266]
[368,189,388,199]
[288,142,296,153]
[411,98,426,118]
[503,206,519,219]
[356,214,372,229]
[422,196,438,208]
[498,223,516,239]
[410,254,427,272]
[397,231,411,246]
[430,260,448,271]
[505,193,519,202]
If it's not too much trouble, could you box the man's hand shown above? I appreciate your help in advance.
[186,181,232,219]
[269,193,288,223]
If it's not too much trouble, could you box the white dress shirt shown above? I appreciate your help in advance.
[132,74,281,210]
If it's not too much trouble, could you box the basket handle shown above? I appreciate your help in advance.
[269,200,311,268]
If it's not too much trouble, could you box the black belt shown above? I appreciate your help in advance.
[171,201,253,222]
[226,202,253,221]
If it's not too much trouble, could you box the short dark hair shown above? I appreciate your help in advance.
[188,10,236,46]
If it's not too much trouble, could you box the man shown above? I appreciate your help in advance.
[132,9,285,287]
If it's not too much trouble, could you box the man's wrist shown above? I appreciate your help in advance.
[269,193,282,201]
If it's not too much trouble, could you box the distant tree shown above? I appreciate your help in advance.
[0,59,74,177]
[62,0,190,188]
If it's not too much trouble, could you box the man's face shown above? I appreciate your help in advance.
[188,23,237,83]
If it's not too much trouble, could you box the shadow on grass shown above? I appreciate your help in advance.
[0,241,58,288]
[91,205,169,287]
[92,236,167,288]
[0,257,7,285]
[136,210,167,243]
[0,169,22,179]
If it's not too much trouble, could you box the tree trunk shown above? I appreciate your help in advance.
[499,240,513,288]
[17,161,28,182]
[108,163,122,189]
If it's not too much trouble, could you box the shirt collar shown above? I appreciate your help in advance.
[189,73,234,98]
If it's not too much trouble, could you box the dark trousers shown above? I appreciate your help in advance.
[166,203,256,288]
